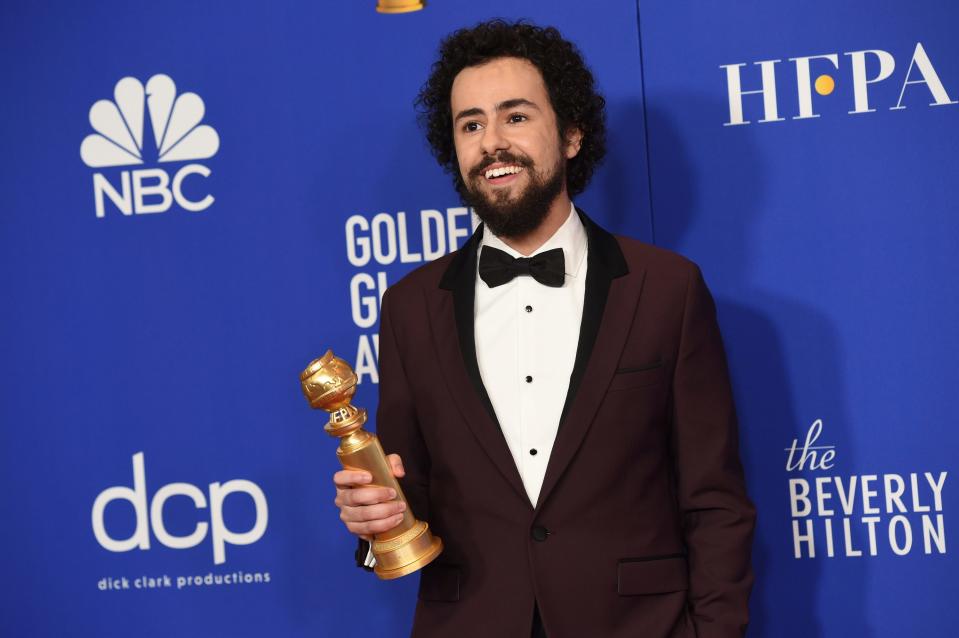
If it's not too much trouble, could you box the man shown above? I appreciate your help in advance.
[333,20,755,638]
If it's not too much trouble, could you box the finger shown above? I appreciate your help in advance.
[336,486,396,507]
[333,469,372,487]
[346,513,405,537]
[340,500,406,523]
[387,454,405,478]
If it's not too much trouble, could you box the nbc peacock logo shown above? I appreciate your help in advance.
[80,74,220,218]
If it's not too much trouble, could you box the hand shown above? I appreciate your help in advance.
[333,454,407,542]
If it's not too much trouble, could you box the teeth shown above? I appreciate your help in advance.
[485,165,523,179]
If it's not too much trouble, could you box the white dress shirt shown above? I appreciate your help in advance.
[474,202,587,506]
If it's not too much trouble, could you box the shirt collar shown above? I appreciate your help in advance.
[479,202,588,279]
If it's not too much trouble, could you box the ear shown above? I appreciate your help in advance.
[564,126,584,159]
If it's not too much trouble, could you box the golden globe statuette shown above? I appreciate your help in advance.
[300,350,442,579]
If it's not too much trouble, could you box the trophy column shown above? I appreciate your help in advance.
[300,350,443,579]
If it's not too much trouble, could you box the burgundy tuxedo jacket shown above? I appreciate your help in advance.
[364,209,755,637]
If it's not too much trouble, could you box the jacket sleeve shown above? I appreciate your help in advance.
[354,286,433,571]
[671,264,756,637]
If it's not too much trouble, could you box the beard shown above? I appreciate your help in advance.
[458,151,566,239]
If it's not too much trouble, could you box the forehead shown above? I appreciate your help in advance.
[450,57,551,112]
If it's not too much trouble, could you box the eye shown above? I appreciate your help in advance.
[508,113,528,124]
[462,121,483,133]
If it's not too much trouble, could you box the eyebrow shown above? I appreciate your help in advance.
[453,98,541,123]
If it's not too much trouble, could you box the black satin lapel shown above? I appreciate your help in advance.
[558,246,610,430]
[452,269,500,433]
[559,209,629,429]
[434,225,529,505]
[536,209,636,510]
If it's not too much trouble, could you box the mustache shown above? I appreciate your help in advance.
[469,152,533,178]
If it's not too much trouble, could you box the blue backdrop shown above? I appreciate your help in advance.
[1,1,954,636]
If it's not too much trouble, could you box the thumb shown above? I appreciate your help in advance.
[387,453,405,478]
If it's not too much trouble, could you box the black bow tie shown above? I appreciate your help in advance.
[478,246,566,288]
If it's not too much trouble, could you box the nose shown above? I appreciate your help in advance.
[479,120,509,156]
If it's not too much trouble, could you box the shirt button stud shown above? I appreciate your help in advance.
[529,448,538,456]
[525,305,533,312]
[525,375,533,383]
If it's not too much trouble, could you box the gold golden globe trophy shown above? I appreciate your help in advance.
[300,350,443,579]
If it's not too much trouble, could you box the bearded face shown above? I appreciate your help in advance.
[450,57,580,240]
[458,148,566,239]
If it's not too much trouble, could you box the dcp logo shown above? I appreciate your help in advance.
[91,452,268,565]
[80,74,219,218]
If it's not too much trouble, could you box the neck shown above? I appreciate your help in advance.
[498,191,572,256]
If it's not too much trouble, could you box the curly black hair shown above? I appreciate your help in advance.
[416,19,607,198]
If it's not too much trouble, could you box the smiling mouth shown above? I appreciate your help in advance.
[483,164,525,184]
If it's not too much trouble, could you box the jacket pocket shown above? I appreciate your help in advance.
[418,563,460,602]
[608,361,664,392]
[617,554,688,596]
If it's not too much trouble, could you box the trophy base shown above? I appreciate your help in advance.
[372,521,444,580]
[376,3,424,14]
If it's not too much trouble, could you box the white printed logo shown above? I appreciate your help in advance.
[785,420,946,559]
[721,42,958,126]
[80,74,219,218]
[92,452,268,565]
